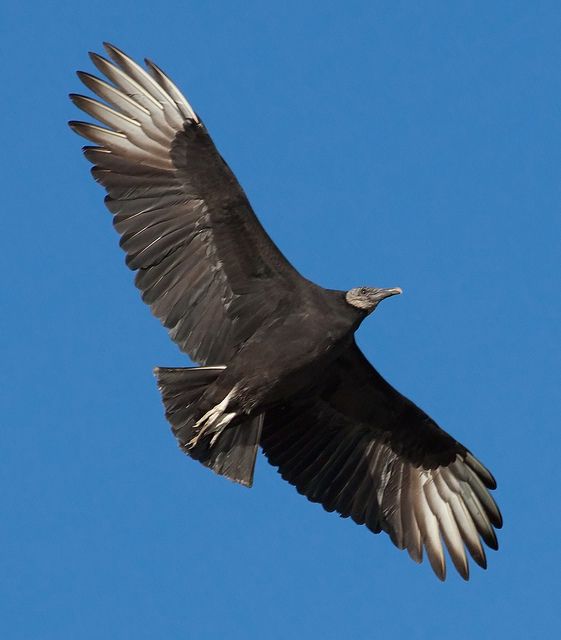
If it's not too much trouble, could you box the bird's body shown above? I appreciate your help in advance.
[70,43,502,580]
[216,290,361,410]
[170,287,368,476]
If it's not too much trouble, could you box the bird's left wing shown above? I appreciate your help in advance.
[261,341,502,580]
[70,43,305,365]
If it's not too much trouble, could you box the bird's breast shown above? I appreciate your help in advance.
[224,310,356,413]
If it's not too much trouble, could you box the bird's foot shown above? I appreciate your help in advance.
[187,411,236,449]
[186,392,236,450]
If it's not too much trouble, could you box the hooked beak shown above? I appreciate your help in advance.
[373,287,403,302]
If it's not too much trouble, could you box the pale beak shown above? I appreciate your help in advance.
[373,287,402,302]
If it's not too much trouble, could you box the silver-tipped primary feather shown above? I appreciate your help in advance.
[70,94,141,133]
[145,57,198,122]
[424,474,469,580]
[76,72,171,147]
[103,42,186,129]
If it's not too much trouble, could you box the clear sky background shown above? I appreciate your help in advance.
[2,1,560,638]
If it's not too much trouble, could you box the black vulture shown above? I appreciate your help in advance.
[69,43,502,581]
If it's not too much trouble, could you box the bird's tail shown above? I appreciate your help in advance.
[154,366,263,487]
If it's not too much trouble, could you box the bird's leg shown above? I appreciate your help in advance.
[187,390,236,449]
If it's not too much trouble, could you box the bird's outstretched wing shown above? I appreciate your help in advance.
[70,43,303,365]
[261,341,502,580]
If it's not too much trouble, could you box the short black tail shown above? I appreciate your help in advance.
[154,366,263,487]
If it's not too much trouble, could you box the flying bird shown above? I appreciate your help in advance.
[69,43,502,581]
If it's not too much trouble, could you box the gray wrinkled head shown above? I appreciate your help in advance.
[345,286,402,313]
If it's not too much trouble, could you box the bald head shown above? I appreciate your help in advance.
[345,286,402,313]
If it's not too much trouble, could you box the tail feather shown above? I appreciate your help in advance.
[154,366,263,487]
[205,414,263,487]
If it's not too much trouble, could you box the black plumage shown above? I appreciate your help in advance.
[70,43,502,581]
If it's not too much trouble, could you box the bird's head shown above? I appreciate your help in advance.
[345,286,402,314]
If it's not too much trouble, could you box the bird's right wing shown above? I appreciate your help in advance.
[261,341,502,580]
[70,43,306,365]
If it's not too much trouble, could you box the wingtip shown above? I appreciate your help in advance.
[433,566,446,582]
[103,41,133,67]
[144,57,158,75]
[88,50,107,66]
[471,548,488,570]
[102,41,119,54]
[76,69,96,84]
[465,452,497,489]
[456,559,470,581]
[487,535,499,552]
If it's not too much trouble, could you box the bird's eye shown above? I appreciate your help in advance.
[360,287,367,295]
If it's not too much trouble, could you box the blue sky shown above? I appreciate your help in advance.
[2,1,560,638]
